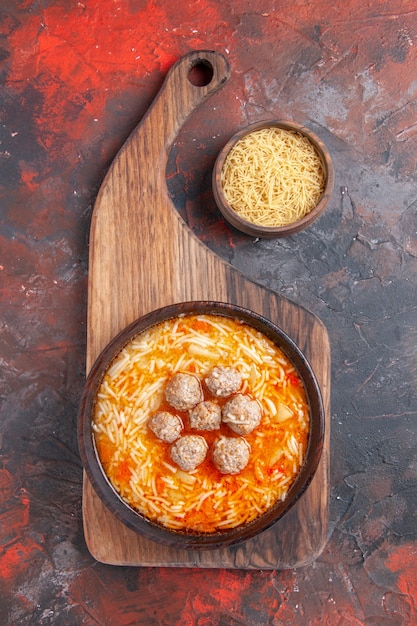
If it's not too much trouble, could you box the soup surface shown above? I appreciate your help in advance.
[92,313,310,533]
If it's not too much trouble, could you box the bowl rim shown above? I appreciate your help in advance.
[78,301,325,549]
[212,119,335,238]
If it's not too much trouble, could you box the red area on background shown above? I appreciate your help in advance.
[386,544,417,606]
[0,469,42,586]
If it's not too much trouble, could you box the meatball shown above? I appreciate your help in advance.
[170,435,208,471]
[221,393,262,435]
[189,401,221,431]
[148,411,183,443]
[164,372,203,411]
[212,436,250,474]
[204,366,242,398]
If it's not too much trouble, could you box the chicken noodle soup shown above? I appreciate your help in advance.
[92,314,310,533]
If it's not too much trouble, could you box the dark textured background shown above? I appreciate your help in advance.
[1,1,417,624]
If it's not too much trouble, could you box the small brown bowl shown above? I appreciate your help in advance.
[78,301,324,550]
[212,120,334,238]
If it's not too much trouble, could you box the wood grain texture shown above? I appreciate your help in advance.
[83,50,331,568]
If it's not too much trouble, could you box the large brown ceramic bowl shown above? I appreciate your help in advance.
[213,120,334,238]
[78,301,324,549]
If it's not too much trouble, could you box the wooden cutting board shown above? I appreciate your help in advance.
[83,50,331,568]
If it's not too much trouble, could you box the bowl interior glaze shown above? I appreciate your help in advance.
[78,301,325,549]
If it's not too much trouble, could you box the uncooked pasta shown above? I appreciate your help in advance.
[221,127,326,227]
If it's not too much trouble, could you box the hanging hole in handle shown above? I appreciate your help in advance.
[187,59,214,86]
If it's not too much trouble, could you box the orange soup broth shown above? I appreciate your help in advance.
[92,314,310,533]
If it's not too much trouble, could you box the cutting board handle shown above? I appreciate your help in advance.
[90,50,232,353]
[127,50,230,163]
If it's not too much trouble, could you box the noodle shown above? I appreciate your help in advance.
[221,127,325,227]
